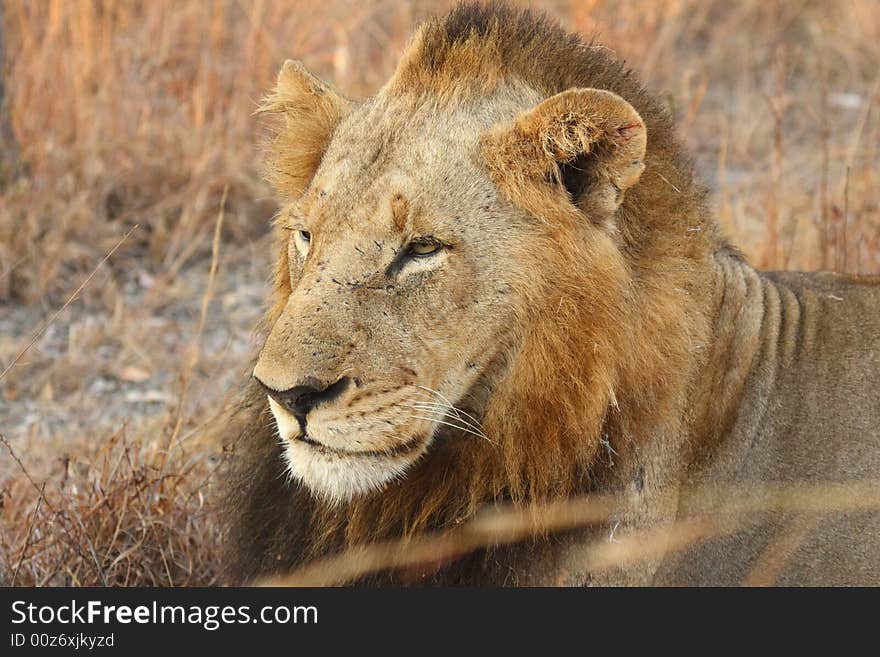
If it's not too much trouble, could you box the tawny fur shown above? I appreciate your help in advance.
[221,2,880,586]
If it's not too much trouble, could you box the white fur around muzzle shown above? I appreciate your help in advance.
[267,396,420,504]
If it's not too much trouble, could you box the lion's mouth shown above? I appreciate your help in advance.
[295,432,426,459]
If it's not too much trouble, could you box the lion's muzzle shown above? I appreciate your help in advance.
[257,375,352,426]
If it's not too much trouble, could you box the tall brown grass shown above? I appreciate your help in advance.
[1,0,878,586]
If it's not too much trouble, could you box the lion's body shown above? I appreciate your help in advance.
[222,3,880,586]
[660,266,880,585]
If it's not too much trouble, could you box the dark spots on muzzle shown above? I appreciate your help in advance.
[634,466,645,493]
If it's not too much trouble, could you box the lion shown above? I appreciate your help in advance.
[222,2,880,585]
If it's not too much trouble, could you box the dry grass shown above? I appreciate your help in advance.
[263,481,880,586]
[0,0,878,586]
[0,429,221,586]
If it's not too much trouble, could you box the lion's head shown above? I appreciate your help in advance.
[229,3,718,578]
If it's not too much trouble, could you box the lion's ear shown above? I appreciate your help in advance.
[259,60,352,200]
[481,88,646,228]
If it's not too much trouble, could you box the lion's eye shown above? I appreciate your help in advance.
[408,240,442,257]
[293,229,311,257]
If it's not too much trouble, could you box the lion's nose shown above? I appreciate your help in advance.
[259,376,351,420]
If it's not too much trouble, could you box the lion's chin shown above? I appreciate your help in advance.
[282,437,427,504]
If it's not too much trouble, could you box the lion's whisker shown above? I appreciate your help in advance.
[369,412,493,449]
[415,385,480,426]
[410,415,492,443]
[397,410,496,445]
[409,386,489,437]
[403,402,489,439]
[407,401,490,442]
